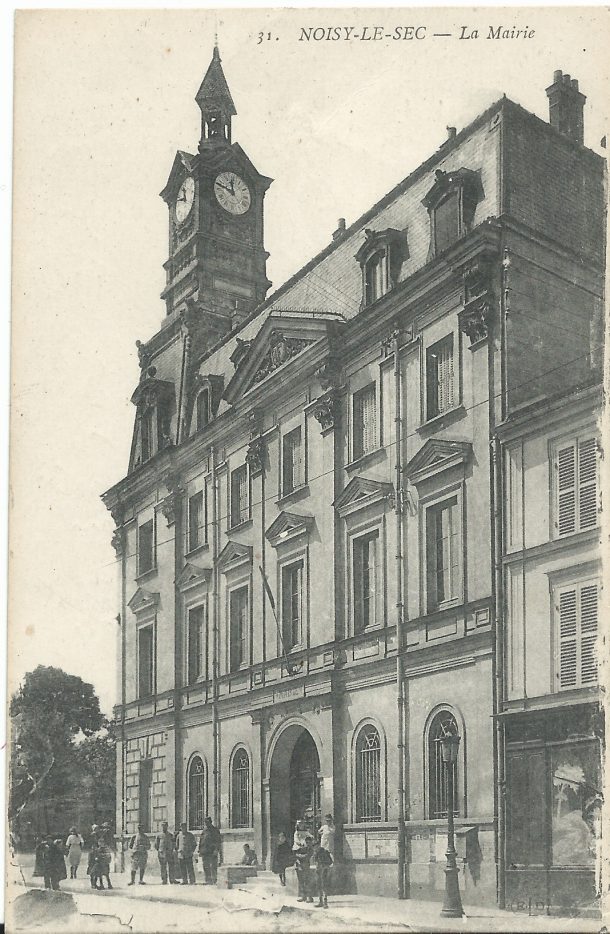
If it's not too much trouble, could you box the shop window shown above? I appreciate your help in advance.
[282,560,303,651]
[426,495,461,611]
[554,436,599,537]
[138,519,155,575]
[187,605,205,685]
[188,756,206,831]
[353,531,380,633]
[555,580,599,690]
[138,624,154,699]
[426,335,454,420]
[188,489,206,552]
[229,586,248,672]
[427,710,460,819]
[230,465,249,528]
[551,742,601,868]
[282,427,304,495]
[231,748,251,828]
[352,383,377,460]
[355,724,382,822]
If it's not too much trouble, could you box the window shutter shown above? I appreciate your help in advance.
[580,584,598,685]
[363,385,376,454]
[578,438,597,531]
[556,443,576,536]
[558,588,578,688]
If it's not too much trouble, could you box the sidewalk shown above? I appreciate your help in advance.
[7,855,603,933]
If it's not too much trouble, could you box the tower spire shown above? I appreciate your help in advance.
[196,43,236,147]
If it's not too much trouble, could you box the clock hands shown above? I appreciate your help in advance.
[215,179,236,196]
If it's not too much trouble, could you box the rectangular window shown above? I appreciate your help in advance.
[187,605,205,685]
[140,409,154,463]
[551,741,600,867]
[138,519,155,575]
[353,531,379,633]
[229,587,248,673]
[188,490,205,552]
[196,389,210,431]
[353,384,377,461]
[426,335,454,420]
[230,465,248,528]
[365,250,388,305]
[426,496,460,610]
[282,561,303,651]
[434,191,460,254]
[138,624,154,698]
[556,580,599,690]
[282,427,304,495]
[555,436,598,537]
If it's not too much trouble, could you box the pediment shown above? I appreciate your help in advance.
[176,562,211,591]
[406,439,472,484]
[217,540,253,574]
[224,313,341,405]
[128,587,160,615]
[334,476,394,517]
[160,150,197,202]
[131,376,175,408]
[265,511,315,547]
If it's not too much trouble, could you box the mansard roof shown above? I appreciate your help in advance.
[406,438,472,484]
[265,511,315,547]
[334,476,394,516]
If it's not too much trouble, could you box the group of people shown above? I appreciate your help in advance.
[272,813,335,909]
[128,817,222,886]
[33,823,115,892]
[33,813,336,908]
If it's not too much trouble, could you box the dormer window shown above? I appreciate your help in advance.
[129,371,175,472]
[422,168,482,258]
[355,228,407,309]
[196,388,210,431]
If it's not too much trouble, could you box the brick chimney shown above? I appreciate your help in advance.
[546,69,586,145]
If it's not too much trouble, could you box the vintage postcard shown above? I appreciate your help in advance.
[6,7,609,932]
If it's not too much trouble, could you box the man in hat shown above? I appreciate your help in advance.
[128,824,151,885]
[175,822,196,885]
[198,817,221,885]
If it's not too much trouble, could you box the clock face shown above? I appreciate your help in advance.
[175,176,195,224]
[214,172,251,215]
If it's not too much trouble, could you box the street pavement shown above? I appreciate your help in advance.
[6,852,604,933]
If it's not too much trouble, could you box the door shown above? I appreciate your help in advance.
[289,731,321,837]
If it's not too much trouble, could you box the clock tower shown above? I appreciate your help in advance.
[160,44,272,340]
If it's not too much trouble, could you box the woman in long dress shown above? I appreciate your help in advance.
[65,827,85,879]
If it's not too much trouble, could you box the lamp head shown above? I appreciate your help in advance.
[440,732,461,765]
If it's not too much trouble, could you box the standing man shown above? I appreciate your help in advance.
[198,816,221,885]
[128,824,151,885]
[175,822,196,885]
[155,821,176,885]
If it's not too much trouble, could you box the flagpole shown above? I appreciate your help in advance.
[259,565,296,675]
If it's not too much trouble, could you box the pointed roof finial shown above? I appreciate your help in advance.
[196,41,236,115]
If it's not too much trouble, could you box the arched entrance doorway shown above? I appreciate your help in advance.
[269,724,321,842]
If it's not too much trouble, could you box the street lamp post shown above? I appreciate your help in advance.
[440,732,464,918]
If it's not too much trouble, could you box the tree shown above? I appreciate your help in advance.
[9,666,107,838]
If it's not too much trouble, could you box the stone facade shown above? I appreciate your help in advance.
[103,52,604,909]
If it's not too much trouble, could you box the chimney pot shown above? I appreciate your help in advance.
[546,69,586,145]
[447,126,457,140]
[332,218,347,241]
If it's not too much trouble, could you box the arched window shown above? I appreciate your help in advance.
[188,756,206,830]
[231,747,250,828]
[428,710,460,819]
[364,249,389,305]
[355,725,382,822]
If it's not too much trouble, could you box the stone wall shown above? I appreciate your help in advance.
[125,731,169,835]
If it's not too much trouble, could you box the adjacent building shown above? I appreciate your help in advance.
[102,51,605,910]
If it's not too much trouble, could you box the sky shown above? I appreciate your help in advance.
[8,7,609,716]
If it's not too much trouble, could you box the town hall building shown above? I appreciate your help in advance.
[103,49,604,911]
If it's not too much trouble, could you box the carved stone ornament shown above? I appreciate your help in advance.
[246,436,265,475]
[111,528,124,557]
[253,330,309,383]
[315,358,342,391]
[135,340,150,374]
[161,472,184,526]
[313,390,339,432]
[230,337,253,370]
[459,297,493,346]
[110,502,125,527]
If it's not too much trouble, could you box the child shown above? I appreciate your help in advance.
[292,821,314,903]
[271,832,293,886]
[312,841,333,909]
[241,843,258,866]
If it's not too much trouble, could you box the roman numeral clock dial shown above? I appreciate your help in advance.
[175,176,195,224]
[214,171,251,215]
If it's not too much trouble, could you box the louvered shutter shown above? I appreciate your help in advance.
[558,589,578,688]
[556,443,576,536]
[437,339,454,414]
[580,584,598,685]
[353,384,376,459]
[578,438,597,531]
